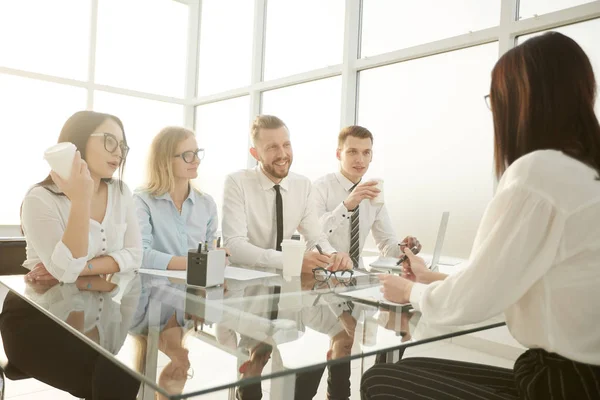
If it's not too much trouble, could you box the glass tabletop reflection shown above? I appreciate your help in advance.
[0,264,504,399]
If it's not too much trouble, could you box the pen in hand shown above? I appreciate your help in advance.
[315,244,334,270]
[315,244,325,255]
[397,246,420,266]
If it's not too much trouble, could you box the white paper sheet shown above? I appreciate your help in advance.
[141,266,279,282]
[224,266,279,281]
[338,285,409,307]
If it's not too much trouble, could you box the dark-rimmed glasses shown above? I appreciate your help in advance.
[484,94,491,110]
[312,267,354,284]
[174,148,205,163]
[90,132,129,158]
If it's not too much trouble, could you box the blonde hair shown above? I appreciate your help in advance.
[144,126,195,197]
[250,115,287,145]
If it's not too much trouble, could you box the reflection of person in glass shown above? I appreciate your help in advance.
[0,273,141,399]
[129,273,194,399]
[228,273,356,399]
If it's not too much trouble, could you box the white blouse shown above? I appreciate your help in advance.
[410,150,600,365]
[25,273,141,354]
[21,181,142,283]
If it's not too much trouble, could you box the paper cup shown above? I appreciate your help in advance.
[362,316,379,346]
[370,178,384,205]
[281,239,306,278]
[44,142,77,180]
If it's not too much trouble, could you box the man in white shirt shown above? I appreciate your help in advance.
[222,115,352,271]
[313,126,419,268]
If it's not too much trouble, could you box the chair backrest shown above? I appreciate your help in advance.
[0,239,28,276]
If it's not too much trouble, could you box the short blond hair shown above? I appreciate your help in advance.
[144,126,195,197]
[250,115,287,145]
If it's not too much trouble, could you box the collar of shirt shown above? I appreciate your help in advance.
[335,171,358,192]
[155,185,197,205]
[255,165,290,192]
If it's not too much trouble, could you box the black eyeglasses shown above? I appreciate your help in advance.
[309,277,357,306]
[90,133,129,158]
[484,94,491,110]
[174,148,205,163]
[312,267,354,284]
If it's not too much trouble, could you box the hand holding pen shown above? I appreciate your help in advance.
[397,236,421,266]
[396,245,420,266]
[315,245,352,271]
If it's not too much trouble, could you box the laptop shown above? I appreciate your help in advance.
[368,211,450,273]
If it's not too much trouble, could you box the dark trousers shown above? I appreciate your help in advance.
[361,349,600,400]
[0,292,140,400]
[237,361,352,400]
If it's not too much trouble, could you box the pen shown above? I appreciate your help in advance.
[396,246,420,266]
[216,237,221,248]
[315,244,324,255]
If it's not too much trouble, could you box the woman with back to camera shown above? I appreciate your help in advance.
[362,32,600,399]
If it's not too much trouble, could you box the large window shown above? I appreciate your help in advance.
[361,0,500,58]
[197,0,255,95]
[0,75,87,225]
[95,0,189,97]
[358,43,499,258]
[263,0,345,80]
[519,0,597,20]
[0,0,90,80]
[2,0,600,256]
[195,96,251,217]
[262,77,342,182]
[94,92,184,191]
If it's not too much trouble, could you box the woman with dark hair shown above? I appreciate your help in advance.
[20,110,142,283]
[362,32,600,399]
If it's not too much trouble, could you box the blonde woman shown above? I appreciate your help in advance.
[134,127,218,270]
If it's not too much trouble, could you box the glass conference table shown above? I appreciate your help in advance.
[0,262,505,399]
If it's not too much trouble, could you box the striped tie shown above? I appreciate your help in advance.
[349,183,360,268]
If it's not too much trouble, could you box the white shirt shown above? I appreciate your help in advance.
[410,150,600,365]
[25,273,141,354]
[313,172,401,258]
[21,181,143,283]
[222,166,336,269]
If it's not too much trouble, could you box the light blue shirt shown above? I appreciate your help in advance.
[133,188,218,270]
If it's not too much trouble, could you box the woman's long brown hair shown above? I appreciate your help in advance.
[36,110,127,194]
[490,31,600,179]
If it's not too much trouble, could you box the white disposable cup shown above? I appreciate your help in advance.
[369,178,384,205]
[281,239,306,278]
[362,317,379,346]
[44,142,77,180]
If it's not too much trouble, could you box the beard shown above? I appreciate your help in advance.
[260,156,293,180]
